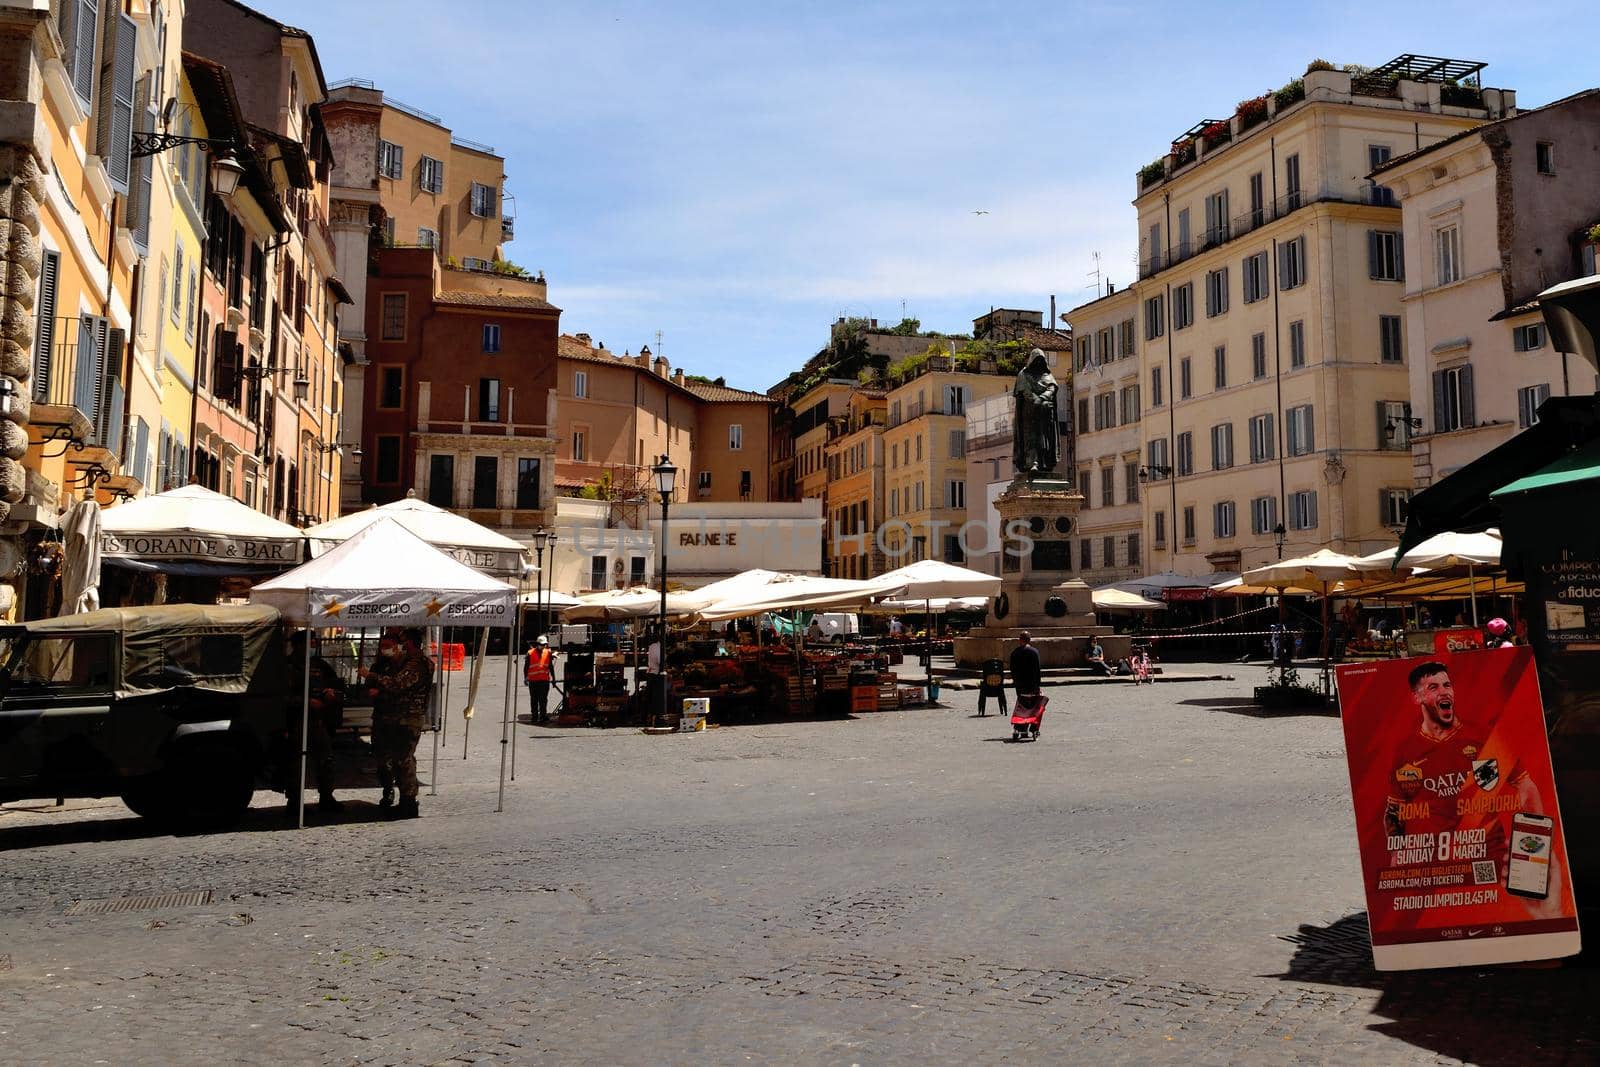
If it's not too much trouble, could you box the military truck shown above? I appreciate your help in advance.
[0,604,288,828]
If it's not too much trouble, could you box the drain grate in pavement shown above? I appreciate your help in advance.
[65,890,214,916]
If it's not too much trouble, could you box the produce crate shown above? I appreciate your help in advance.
[850,686,878,714]
[899,686,925,707]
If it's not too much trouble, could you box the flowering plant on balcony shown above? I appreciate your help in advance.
[1199,121,1231,150]
[1236,94,1269,130]
[1274,78,1305,110]
[1139,159,1166,189]
[1586,222,1600,245]
[1170,137,1196,168]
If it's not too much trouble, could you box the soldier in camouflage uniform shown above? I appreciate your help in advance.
[361,627,434,819]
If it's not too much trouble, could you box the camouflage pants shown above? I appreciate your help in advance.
[372,717,422,799]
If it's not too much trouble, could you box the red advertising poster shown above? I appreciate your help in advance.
[1433,628,1484,655]
[1335,648,1580,969]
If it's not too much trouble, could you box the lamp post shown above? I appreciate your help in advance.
[651,455,677,727]
[530,528,550,647]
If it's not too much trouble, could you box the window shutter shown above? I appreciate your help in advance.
[215,329,238,403]
[100,327,125,451]
[1304,406,1314,453]
[67,0,98,106]
[1376,401,1390,450]
[97,11,136,193]
[1265,413,1274,460]
[1459,364,1476,428]
[1277,244,1289,289]
[1395,233,1405,280]
[131,74,155,249]
[1309,492,1319,529]
[1432,370,1447,432]
[1367,231,1380,278]
[33,250,59,402]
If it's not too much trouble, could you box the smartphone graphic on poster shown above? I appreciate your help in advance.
[1507,812,1555,899]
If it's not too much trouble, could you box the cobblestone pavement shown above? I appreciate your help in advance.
[2,662,1597,1064]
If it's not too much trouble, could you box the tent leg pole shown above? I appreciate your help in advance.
[429,626,441,798]
[441,643,451,743]
[498,613,516,813]
[297,631,312,830]
[1469,564,1478,627]
[511,612,522,781]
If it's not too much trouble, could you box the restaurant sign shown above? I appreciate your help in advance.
[101,532,304,564]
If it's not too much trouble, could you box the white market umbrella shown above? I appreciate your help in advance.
[303,495,528,579]
[692,573,908,622]
[1092,586,1167,612]
[251,519,517,826]
[870,595,991,614]
[563,586,681,622]
[519,589,581,610]
[1243,549,1366,682]
[872,560,1002,696]
[59,497,102,615]
[100,484,304,569]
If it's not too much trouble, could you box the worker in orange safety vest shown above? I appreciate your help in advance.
[525,634,557,723]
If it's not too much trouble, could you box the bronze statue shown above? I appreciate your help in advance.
[1012,349,1059,477]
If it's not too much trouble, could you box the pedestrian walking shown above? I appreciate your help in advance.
[1009,631,1042,697]
[361,626,434,819]
[525,634,556,723]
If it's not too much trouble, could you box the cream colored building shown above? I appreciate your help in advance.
[1079,57,1516,579]
[1063,285,1143,585]
[882,362,1009,565]
[1375,89,1600,487]
[823,388,887,578]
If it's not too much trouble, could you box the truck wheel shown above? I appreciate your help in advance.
[120,778,173,822]
[168,736,255,831]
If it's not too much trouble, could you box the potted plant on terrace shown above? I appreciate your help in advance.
[1139,159,1166,189]
[1171,136,1196,168]
[1200,120,1231,151]
[1236,94,1269,131]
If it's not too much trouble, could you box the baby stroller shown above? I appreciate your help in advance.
[1130,642,1153,685]
[1011,691,1047,741]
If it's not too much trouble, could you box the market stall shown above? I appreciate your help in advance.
[571,571,909,726]
[251,519,517,826]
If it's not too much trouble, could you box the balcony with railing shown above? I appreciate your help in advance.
[31,315,125,464]
[415,381,551,440]
[1139,184,1399,279]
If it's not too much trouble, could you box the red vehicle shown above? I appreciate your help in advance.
[1011,692,1046,742]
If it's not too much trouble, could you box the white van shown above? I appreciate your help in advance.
[812,613,860,642]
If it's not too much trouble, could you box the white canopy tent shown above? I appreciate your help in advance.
[1242,549,1368,687]
[99,484,305,573]
[563,586,680,623]
[869,595,991,614]
[252,519,519,825]
[303,495,528,579]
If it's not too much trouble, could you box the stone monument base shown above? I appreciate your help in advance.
[953,476,1129,669]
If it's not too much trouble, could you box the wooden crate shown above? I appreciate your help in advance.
[850,686,878,714]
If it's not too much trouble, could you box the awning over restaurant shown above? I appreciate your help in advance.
[99,485,304,569]
[1398,395,1600,556]
[303,496,528,579]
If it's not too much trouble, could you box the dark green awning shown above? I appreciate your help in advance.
[1491,437,1600,497]
[1398,396,1600,556]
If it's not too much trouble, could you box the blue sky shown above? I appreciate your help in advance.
[270,1,1596,392]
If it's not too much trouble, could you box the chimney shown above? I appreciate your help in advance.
[636,345,650,368]
[714,376,725,387]
[673,368,685,387]
[574,332,591,346]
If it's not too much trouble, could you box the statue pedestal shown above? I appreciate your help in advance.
[954,477,1128,669]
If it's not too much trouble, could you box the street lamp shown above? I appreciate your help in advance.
[651,455,677,727]
[530,528,550,646]
[1273,521,1287,559]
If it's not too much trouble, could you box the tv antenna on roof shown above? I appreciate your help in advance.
[1087,252,1104,297]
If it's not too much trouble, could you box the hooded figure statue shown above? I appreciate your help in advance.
[1011,348,1060,477]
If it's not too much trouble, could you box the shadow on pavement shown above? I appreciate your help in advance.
[1275,911,1600,1063]
[1179,695,1338,718]
[0,797,396,851]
